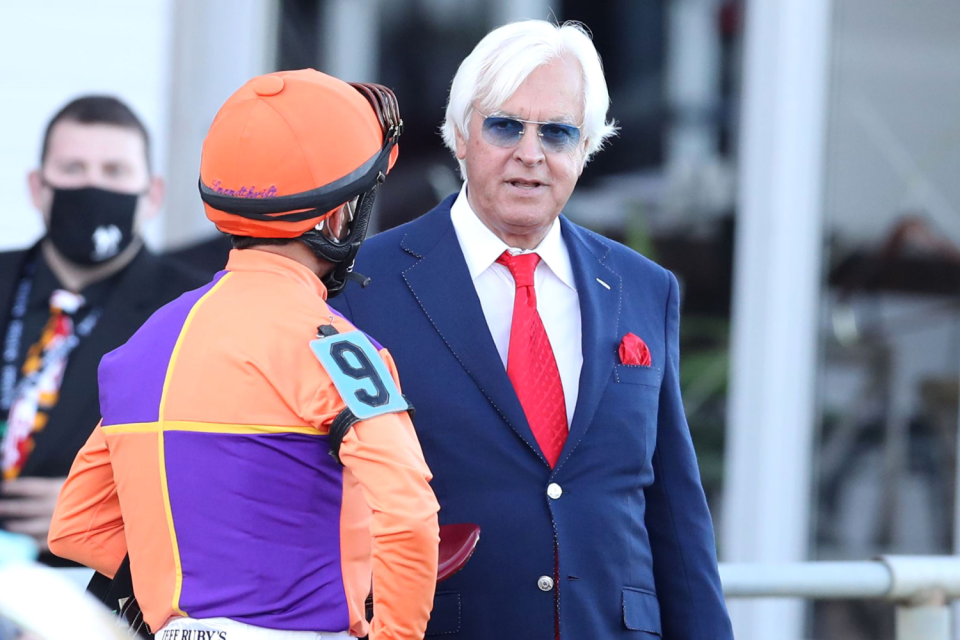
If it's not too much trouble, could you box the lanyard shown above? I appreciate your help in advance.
[0,260,36,413]
[0,259,102,414]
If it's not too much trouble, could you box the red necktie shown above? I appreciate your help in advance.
[497,251,568,468]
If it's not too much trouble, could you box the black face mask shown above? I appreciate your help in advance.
[46,186,140,265]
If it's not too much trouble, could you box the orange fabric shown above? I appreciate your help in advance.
[50,249,439,637]
[106,428,182,620]
[340,464,373,637]
[48,425,126,576]
[201,69,398,237]
[340,412,442,640]
[339,352,438,639]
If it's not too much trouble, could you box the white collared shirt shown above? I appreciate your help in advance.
[450,183,582,427]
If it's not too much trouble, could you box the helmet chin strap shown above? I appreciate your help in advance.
[297,182,380,298]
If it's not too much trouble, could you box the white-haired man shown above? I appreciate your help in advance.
[331,20,733,639]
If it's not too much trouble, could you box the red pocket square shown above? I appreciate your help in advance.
[619,333,652,366]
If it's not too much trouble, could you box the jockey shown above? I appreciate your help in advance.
[49,69,440,640]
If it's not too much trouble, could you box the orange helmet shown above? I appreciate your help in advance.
[198,69,401,296]
[199,69,399,238]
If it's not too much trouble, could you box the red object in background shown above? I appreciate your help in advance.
[720,1,742,37]
[438,523,481,582]
[619,333,652,367]
[365,523,480,625]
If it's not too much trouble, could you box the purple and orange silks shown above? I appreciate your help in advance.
[49,250,439,638]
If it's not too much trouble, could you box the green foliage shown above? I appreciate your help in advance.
[679,316,730,501]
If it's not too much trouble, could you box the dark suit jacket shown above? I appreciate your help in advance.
[0,243,208,478]
[331,194,732,639]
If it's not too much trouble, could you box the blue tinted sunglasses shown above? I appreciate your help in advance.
[475,109,583,154]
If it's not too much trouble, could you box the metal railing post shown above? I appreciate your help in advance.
[719,556,960,639]
[895,596,951,640]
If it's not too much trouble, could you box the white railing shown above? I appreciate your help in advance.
[7,557,959,639]
[721,556,960,640]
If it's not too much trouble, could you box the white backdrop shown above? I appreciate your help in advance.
[0,0,277,253]
[0,0,174,251]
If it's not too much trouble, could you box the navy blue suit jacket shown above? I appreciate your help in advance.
[332,194,732,639]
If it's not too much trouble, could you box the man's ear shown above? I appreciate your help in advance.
[27,169,51,225]
[133,175,165,233]
[28,169,43,208]
[455,126,468,161]
[576,138,592,176]
[143,175,165,221]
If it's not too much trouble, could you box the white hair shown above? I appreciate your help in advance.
[441,20,618,176]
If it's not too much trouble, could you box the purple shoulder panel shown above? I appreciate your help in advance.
[98,272,226,426]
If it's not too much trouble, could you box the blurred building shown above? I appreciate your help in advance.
[2,1,960,639]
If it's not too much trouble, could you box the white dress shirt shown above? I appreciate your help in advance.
[450,183,583,427]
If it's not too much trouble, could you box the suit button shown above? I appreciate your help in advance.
[538,575,555,591]
[547,483,563,499]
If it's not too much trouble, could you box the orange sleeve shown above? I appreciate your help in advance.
[338,349,440,640]
[48,425,126,577]
[380,348,404,391]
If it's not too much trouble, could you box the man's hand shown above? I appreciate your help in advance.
[0,476,66,552]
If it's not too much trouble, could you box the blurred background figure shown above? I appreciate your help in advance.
[3,1,960,638]
[0,97,207,563]
[0,530,128,638]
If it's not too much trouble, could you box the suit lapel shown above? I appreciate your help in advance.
[401,200,547,465]
[67,250,161,387]
[66,251,158,373]
[0,248,32,340]
[556,218,621,469]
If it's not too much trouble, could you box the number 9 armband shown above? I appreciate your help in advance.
[310,324,415,465]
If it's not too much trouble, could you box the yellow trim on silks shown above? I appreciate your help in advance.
[156,428,186,617]
[156,272,232,617]
[102,420,326,437]
[101,422,160,434]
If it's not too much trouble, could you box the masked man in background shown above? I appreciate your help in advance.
[0,96,206,558]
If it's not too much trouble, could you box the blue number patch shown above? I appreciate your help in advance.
[310,331,408,420]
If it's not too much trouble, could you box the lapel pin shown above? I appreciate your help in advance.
[596,278,611,290]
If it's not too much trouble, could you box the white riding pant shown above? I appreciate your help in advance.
[155,617,353,640]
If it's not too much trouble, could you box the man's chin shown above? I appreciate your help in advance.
[493,211,560,244]
[499,201,561,227]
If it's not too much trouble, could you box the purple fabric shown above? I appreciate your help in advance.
[164,430,349,631]
[329,306,384,351]
[98,273,226,426]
